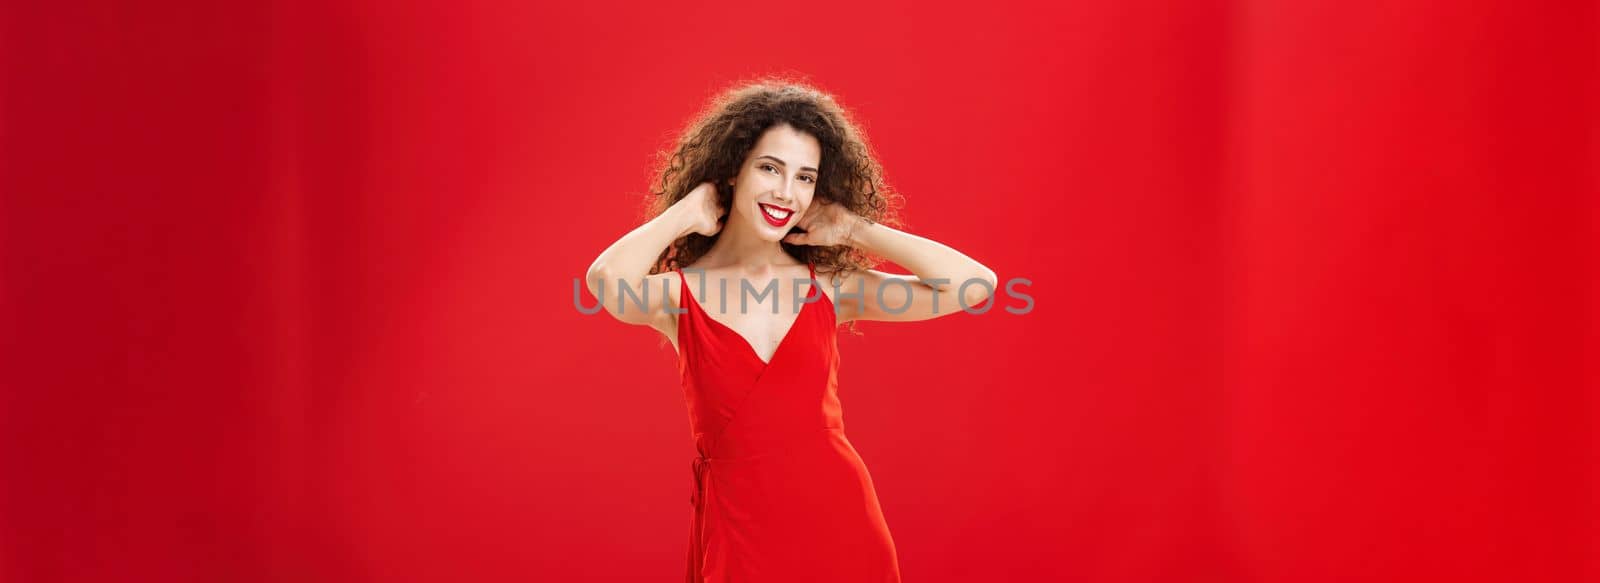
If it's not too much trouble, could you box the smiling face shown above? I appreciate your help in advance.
[725,123,822,242]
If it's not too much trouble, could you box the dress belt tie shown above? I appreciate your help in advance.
[686,455,711,583]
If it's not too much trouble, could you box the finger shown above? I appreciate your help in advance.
[783,232,808,245]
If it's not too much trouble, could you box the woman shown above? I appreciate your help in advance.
[585,79,995,582]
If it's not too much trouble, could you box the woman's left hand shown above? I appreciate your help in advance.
[783,199,865,247]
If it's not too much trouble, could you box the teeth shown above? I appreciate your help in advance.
[761,205,791,220]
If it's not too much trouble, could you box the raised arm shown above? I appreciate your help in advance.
[783,200,997,323]
[585,182,723,331]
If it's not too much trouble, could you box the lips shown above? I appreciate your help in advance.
[758,202,794,227]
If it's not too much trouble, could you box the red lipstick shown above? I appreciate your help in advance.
[758,202,794,227]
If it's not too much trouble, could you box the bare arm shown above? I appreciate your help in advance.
[784,200,997,322]
[585,183,723,330]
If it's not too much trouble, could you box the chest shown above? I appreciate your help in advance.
[683,273,821,362]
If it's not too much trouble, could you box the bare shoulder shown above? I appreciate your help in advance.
[813,264,893,286]
[812,265,950,323]
[811,264,876,315]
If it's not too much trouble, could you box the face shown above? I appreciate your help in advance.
[726,123,821,242]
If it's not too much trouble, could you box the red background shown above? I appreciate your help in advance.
[2,1,1594,581]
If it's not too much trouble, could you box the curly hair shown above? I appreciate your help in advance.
[645,78,902,280]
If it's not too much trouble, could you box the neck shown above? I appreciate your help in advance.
[701,222,797,273]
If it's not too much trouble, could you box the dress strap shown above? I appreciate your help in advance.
[675,267,690,312]
[806,262,822,302]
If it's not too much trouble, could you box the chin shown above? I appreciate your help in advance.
[754,223,789,242]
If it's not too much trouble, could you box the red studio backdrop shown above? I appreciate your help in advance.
[1,1,1594,582]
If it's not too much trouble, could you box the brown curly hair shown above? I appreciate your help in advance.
[645,78,902,280]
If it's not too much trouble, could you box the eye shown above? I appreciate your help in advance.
[760,163,778,173]
[799,174,816,184]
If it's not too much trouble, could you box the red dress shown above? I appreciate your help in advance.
[676,263,902,582]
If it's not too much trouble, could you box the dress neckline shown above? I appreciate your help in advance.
[677,263,829,367]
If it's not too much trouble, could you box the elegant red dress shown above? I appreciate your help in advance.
[675,263,901,582]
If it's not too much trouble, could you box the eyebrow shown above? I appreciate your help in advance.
[756,155,818,174]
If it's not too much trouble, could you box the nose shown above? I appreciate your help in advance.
[773,181,792,202]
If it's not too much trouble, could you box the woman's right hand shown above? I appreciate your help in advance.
[679,181,726,237]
